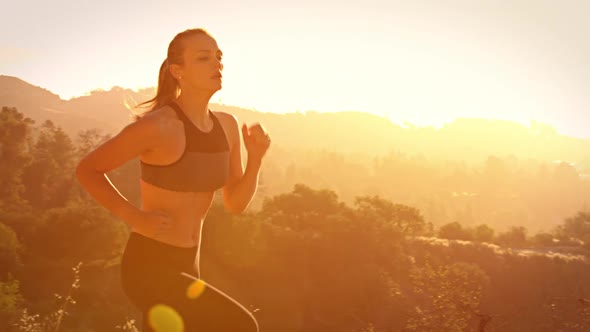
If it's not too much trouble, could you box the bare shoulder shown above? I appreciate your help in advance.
[136,105,182,135]
[213,110,239,127]
[213,111,240,148]
[116,105,182,154]
[77,105,181,173]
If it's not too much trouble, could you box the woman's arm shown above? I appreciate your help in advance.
[76,117,162,227]
[221,114,270,214]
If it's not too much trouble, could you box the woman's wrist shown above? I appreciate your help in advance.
[246,155,263,169]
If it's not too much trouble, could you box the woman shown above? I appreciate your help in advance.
[76,28,268,331]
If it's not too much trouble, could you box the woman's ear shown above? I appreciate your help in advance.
[169,63,183,80]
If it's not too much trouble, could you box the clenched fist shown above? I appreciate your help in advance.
[241,123,271,162]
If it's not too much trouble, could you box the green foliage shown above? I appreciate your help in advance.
[496,226,528,248]
[0,107,34,213]
[354,195,430,236]
[11,262,81,332]
[0,275,24,327]
[532,232,555,247]
[555,212,590,250]
[474,224,495,243]
[0,106,589,331]
[202,185,414,331]
[407,262,489,331]
[27,204,128,265]
[438,221,474,241]
[21,120,77,210]
[75,129,111,160]
[260,184,347,231]
[0,222,22,276]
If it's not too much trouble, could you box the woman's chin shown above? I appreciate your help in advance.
[207,80,222,91]
[192,82,222,94]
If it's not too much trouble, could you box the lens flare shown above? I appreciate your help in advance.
[186,279,207,299]
[148,304,184,332]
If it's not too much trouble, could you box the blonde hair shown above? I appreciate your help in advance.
[133,28,212,120]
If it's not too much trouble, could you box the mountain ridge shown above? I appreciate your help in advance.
[1,75,589,170]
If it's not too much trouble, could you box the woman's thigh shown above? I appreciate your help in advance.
[141,272,259,332]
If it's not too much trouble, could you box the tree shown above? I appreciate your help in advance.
[438,222,474,241]
[531,232,554,247]
[474,224,495,243]
[555,212,590,242]
[21,120,77,210]
[0,275,24,329]
[260,184,347,231]
[0,107,34,212]
[554,211,590,251]
[76,128,111,159]
[495,226,528,248]
[27,204,128,266]
[0,222,21,277]
[354,195,429,236]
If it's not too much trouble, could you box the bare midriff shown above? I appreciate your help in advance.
[134,178,216,248]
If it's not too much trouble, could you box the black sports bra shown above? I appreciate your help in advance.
[140,102,230,192]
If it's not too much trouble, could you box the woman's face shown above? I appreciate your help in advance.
[174,33,223,92]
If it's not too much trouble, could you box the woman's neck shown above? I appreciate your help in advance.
[175,92,213,125]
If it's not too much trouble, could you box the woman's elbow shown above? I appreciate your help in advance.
[75,158,99,185]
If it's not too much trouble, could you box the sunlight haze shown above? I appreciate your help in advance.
[1,0,588,138]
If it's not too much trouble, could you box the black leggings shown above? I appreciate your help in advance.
[120,232,259,332]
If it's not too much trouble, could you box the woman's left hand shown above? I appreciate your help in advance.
[242,123,271,162]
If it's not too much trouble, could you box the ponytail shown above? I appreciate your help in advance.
[133,59,179,120]
[132,28,210,120]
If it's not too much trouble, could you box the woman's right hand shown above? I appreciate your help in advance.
[133,209,174,238]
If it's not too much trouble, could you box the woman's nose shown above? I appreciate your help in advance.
[214,58,223,69]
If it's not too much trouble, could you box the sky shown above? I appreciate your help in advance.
[1,0,589,138]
